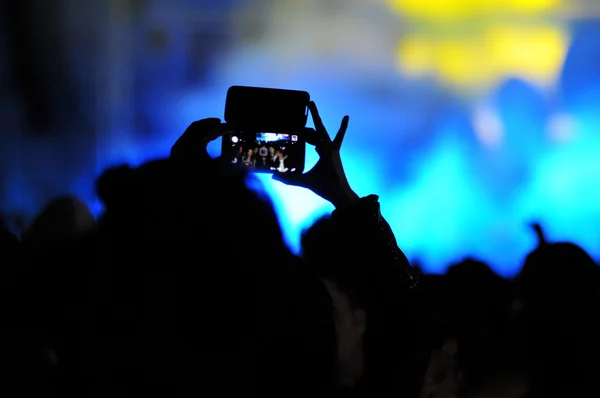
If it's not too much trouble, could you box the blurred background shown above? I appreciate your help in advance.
[2,0,600,275]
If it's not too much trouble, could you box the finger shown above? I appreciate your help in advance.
[183,118,223,142]
[308,101,331,143]
[302,127,322,146]
[333,115,349,150]
[303,128,333,156]
[308,101,323,130]
[186,118,221,131]
[272,171,303,187]
[172,118,222,161]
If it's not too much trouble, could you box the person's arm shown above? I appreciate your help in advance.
[285,101,431,395]
[273,100,417,288]
[329,194,417,289]
[310,196,431,397]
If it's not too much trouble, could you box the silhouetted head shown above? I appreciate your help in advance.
[519,242,599,320]
[0,216,20,260]
[440,259,514,389]
[518,243,600,398]
[96,159,283,249]
[442,258,512,331]
[89,159,337,395]
[22,195,95,252]
[302,214,421,393]
[322,278,367,389]
[302,216,369,373]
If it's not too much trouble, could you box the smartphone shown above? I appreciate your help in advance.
[222,86,309,174]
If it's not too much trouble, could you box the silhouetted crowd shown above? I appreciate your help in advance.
[0,106,598,398]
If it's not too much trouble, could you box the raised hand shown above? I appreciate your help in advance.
[170,118,234,163]
[529,221,547,247]
[273,101,358,208]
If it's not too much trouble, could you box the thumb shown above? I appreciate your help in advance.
[176,118,222,148]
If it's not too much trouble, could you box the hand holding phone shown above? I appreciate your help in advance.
[171,118,224,162]
[273,101,358,208]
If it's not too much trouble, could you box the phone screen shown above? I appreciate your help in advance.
[223,131,305,174]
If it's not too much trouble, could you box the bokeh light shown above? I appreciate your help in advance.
[3,0,600,276]
[391,0,569,89]
[387,0,564,20]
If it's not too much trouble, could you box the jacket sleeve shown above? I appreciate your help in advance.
[329,194,418,291]
[322,195,432,397]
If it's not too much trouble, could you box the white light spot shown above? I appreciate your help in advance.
[473,106,504,148]
[547,113,577,143]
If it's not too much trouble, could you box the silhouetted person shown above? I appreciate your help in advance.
[518,242,600,398]
[0,216,38,397]
[0,215,20,262]
[242,149,256,169]
[268,146,277,167]
[15,196,96,397]
[439,259,521,398]
[274,150,288,173]
[21,195,95,253]
[301,210,428,397]
[80,102,424,396]
[83,157,337,396]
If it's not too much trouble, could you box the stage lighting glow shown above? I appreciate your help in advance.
[7,0,600,278]
[390,0,569,89]
[547,113,578,143]
[397,26,568,89]
[473,106,504,148]
[387,0,564,20]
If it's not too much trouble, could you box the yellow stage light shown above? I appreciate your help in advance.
[388,0,569,89]
[387,0,564,20]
